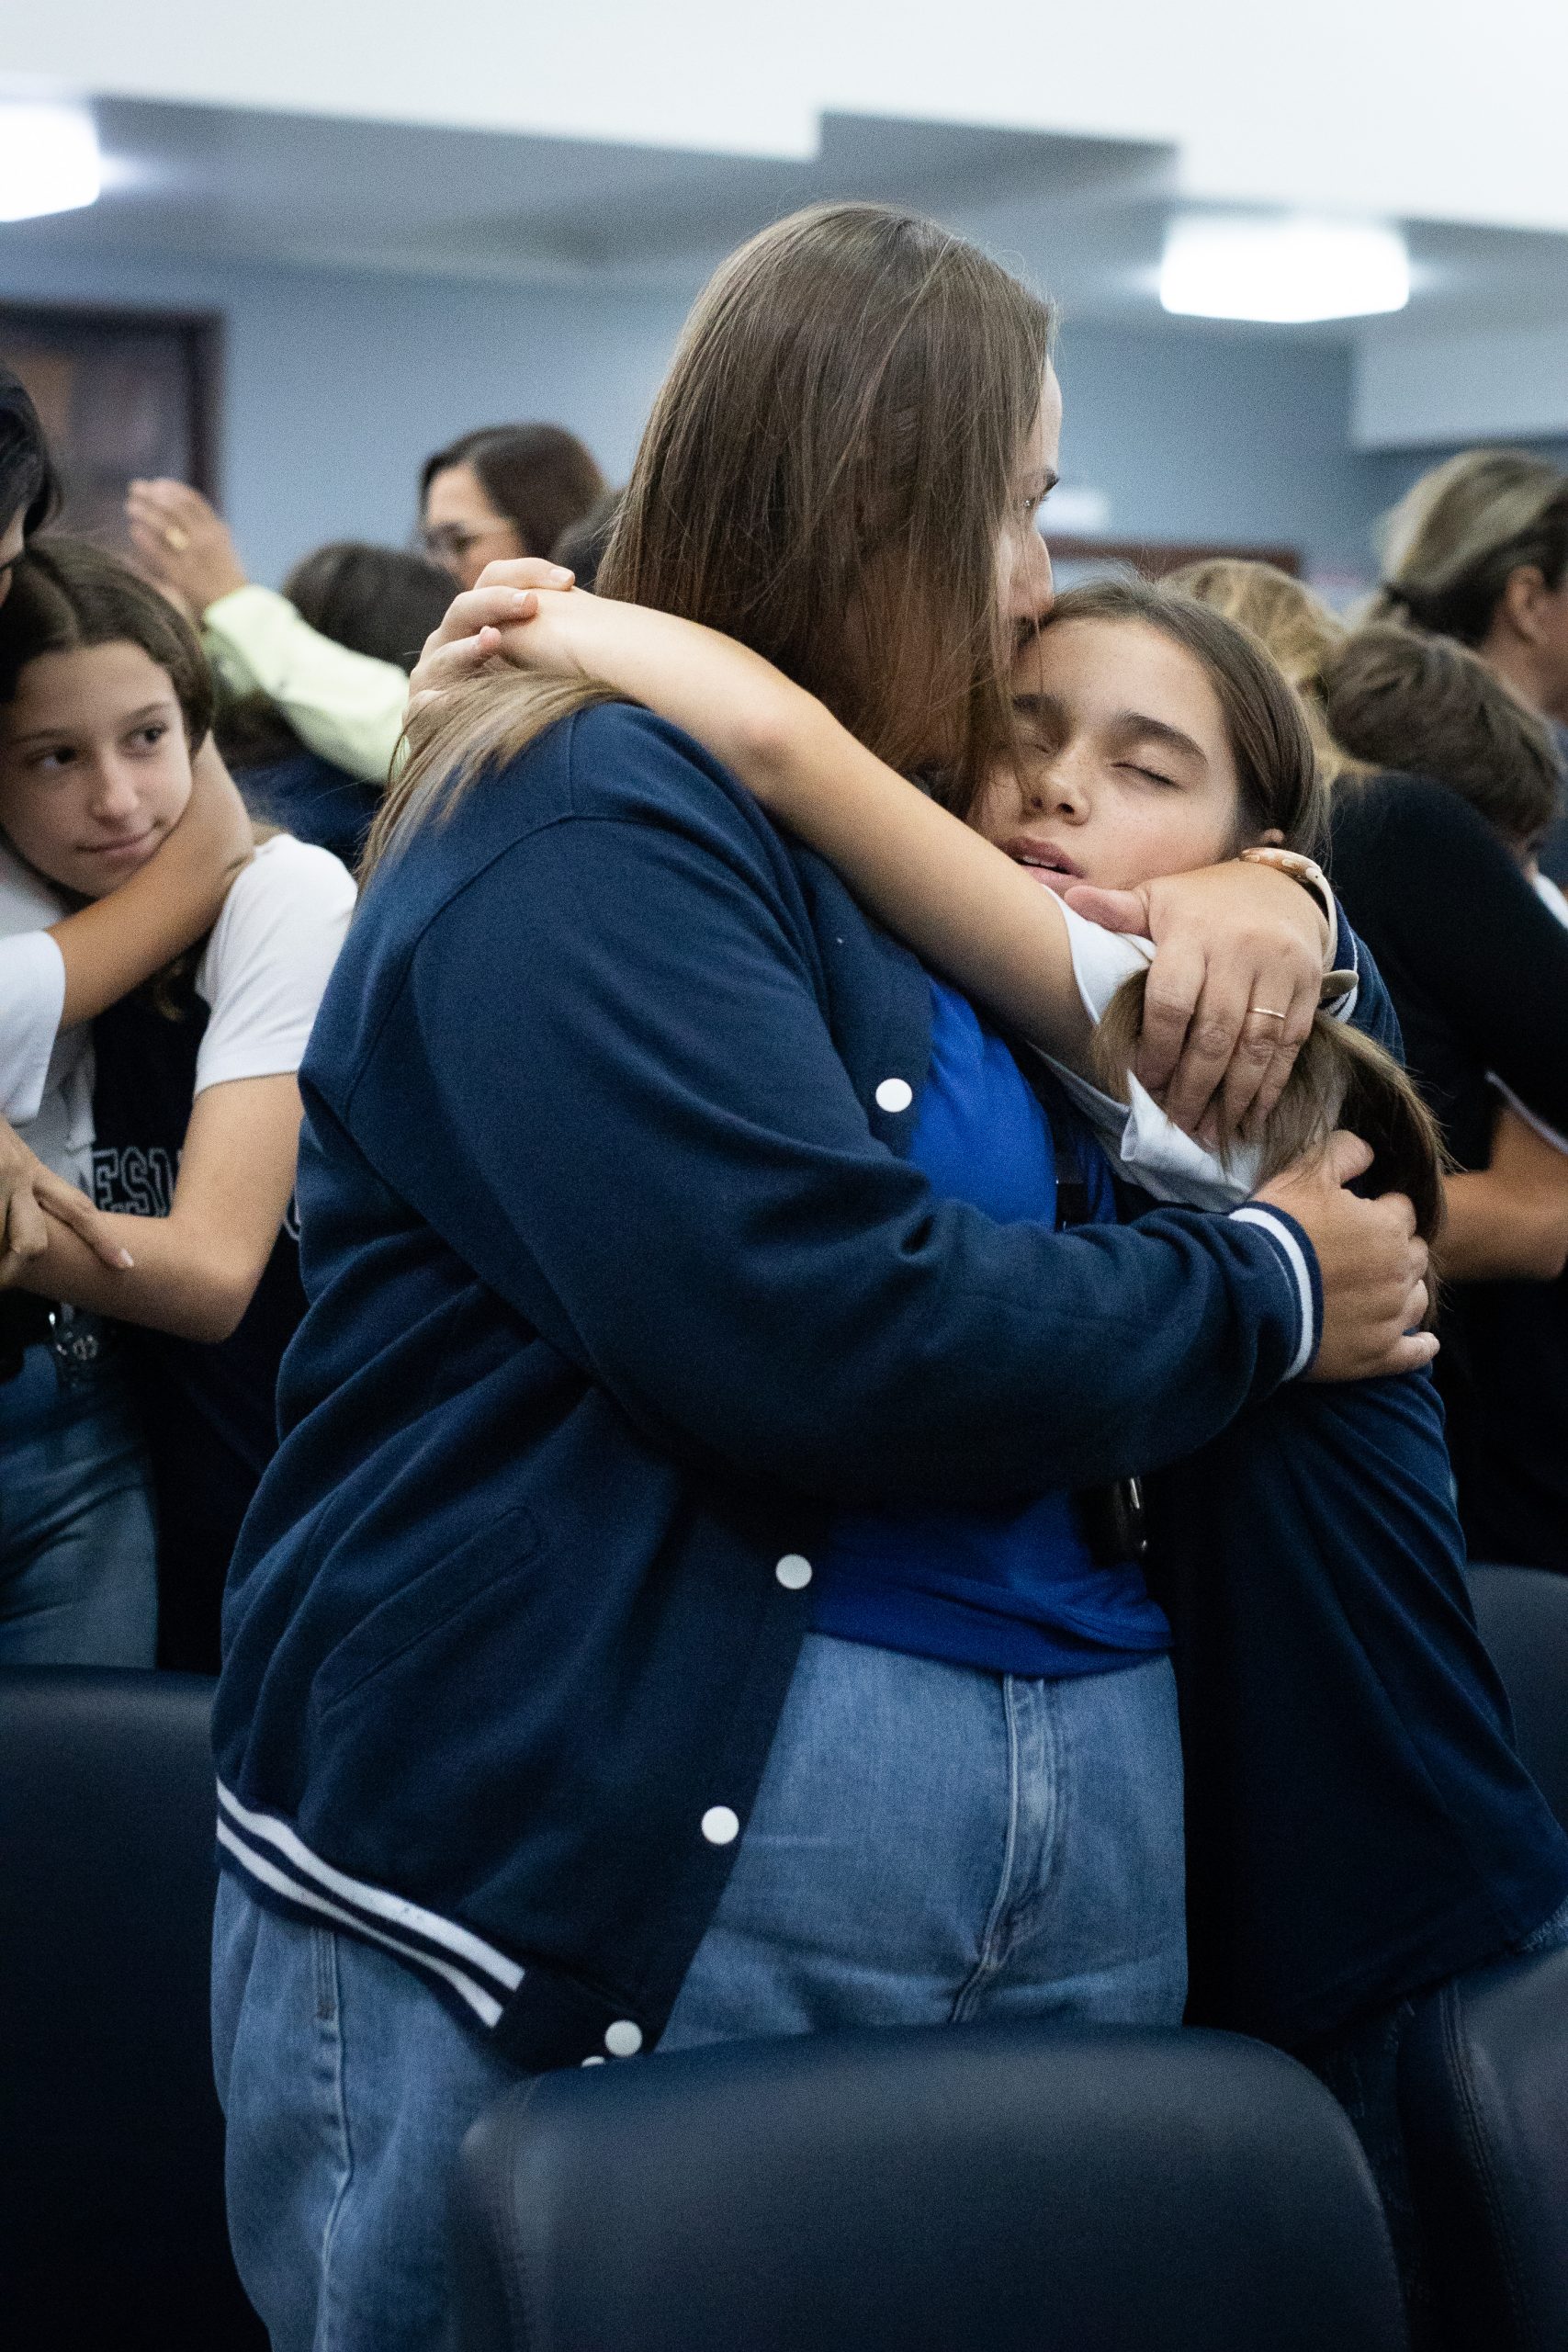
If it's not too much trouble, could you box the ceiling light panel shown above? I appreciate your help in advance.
[1160,215,1410,324]
[0,103,102,223]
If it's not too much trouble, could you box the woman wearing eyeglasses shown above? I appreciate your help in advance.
[126,424,604,794]
[418,424,604,589]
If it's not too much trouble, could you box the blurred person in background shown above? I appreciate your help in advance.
[126,422,603,794]
[419,422,604,589]
[1179,556,1568,1569]
[1323,623,1568,1573]
[0,363,57,607]
[1372,449,1568,882]
[130,477,415,791]
[220,541,452,868]
[548,485,624,593]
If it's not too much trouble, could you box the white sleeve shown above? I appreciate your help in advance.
[1053,896,1156,1022]
[0,930,67,1123]
[193,839,356,1095]
[1037,899,1264,1210]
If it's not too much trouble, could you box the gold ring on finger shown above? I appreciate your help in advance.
[164,526,190,551]
[1247,1005,1288,1020]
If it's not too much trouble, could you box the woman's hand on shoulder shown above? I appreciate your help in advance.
[1065,859,1327,1139]
[405,558,580,718]
[1256,1131,1436,1382]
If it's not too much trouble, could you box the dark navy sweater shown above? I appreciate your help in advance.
[214,704,1320,2070]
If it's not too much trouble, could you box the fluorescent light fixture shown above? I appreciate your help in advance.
[0,102,101,223]
[1160,215,1409,324]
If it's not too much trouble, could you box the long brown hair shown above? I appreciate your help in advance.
[1057,580,1448,1245]
[367,202,1055,876]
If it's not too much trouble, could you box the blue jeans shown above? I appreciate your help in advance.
[0,1338,158,1667]
[213,1636,1185,2351]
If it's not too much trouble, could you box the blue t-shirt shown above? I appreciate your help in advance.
[811,982,1171,1676]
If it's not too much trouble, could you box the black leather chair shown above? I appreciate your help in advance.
[0,1668,265,2348]
[1400,1944,1568,2352]
[1466,1565,1568,1832]
[452,2020,1407,2351]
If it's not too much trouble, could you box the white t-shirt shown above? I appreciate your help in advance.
[0,841,91,1185]
[0,833,355,1191]
[187,834,355,1097]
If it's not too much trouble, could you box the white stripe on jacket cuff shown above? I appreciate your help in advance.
[217,1821,505,2027]
[1227,1204,1318,1381]
[217,1780,523,1993]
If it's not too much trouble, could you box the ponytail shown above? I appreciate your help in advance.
[1095,975,1448,1259]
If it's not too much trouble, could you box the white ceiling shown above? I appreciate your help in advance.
[8,0,1568,236]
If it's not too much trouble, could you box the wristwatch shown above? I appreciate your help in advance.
[1238,844,1338,974]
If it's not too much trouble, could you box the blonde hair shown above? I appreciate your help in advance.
[1167,558,1363,787]
[1371,449,1568,646]
[367,203,1054,876]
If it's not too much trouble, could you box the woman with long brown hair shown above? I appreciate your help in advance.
[210,206,1424,2352]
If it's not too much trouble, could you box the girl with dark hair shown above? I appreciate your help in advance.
[219,540,453,868]
[419,421,605,589]
[0,540,355,1668]
[1178,553,1568,1571]
[0,363,61,595]
[212,204,1425,2352]
[0,381,258,1665]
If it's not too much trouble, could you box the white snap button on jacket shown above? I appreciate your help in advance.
[581,2054,606,2066]
[604,2019,643,2057]
[874,1078,914,1114]
[701,1805,740,1845]
[774,1554,813,1589]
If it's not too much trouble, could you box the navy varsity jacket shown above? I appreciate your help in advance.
[214,703,1326,2071]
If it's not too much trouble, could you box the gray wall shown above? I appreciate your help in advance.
[1054,325,1376,582]
[0,244,687,584]
[2,238,1523,593]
